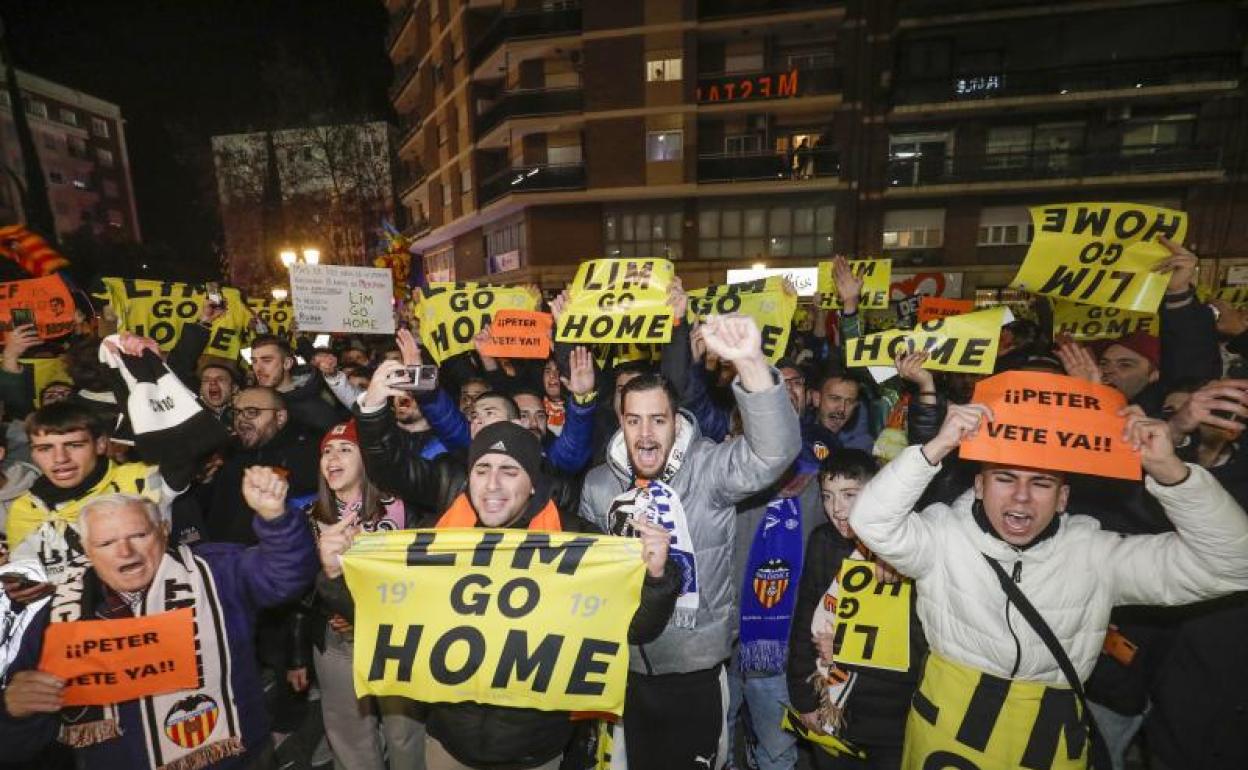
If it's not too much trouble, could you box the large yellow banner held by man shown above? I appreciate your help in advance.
[845,307,1007,375]
[414,283,540,363]
[102,278,252,359]
[688,276,796,363]
[817,259,892,310]
[557,258,675,344]
[1011,203,1187,313]
[343,528,645,715]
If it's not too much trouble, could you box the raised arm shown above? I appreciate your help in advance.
[355,360,447,500]
[238,466,319,608]
[546,346,597,474]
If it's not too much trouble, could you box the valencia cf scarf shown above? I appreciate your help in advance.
[738,496,804,674]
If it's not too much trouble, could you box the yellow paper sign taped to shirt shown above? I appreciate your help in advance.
[831,559,911,672]
[1051,300,1157,341]
[845,307,1007,375]
[688,276,797,363]
[343,528,645,715]
[557,258,675,344]
[414,283,540,363]
[101,278,252,360]
[1011,203,1187,313]
[817,259,892,310]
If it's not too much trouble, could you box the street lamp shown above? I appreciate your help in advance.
[279,249,298,268]
[302,248,320,265]
[271,287,289,301]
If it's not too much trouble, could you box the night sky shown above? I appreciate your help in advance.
[0,0,394,277]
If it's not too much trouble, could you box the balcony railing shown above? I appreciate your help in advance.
[389,55,419,100]
[698,146,839,183]
[897,0,1046,17]
[893,54,1241,106]
[470,3,583,70]
[475,87,583,138]
[397,109,422,148]
[478,162,586,206]
[697,65,841,104]
[386,3,414,50]
[396,162,427,198]
[887,145,1222,187]
[698,0,838,19]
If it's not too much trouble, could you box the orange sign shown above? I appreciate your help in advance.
[959,371,1141,480]
[38,608,198,706]
[0,274,75,339]
[478,309,553,360]
[917,297,975,324]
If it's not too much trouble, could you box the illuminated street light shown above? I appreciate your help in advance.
[271,287,289,301]
[302,248,320,265]
[279,249,298,268]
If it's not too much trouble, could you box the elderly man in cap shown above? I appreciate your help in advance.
[316,421,681,770]
[0,466,317,769]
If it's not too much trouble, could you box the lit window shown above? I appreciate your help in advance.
[91,117,110,138]
[646,57,683,83]
[59,108,78,126]
[647,130,683,162]
[25,100,47,119]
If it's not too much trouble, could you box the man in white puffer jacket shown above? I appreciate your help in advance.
[849,402,1248,770]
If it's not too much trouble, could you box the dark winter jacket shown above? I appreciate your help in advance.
[207,424,320,544]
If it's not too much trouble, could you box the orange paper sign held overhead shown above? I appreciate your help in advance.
[38,608,198,706]
[478,309,553,360]
[0,274,75,340]
[917,297,975,324]
[959,371,1141,480]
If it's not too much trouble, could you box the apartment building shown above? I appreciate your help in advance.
[387,0,1248,294]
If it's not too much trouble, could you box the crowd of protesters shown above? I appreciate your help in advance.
[0,235,1245,770]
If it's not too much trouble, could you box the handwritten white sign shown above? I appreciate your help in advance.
[289,264,395,334]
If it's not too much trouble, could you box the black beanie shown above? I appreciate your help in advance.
[468,421,543,483]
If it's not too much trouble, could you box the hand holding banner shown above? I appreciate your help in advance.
[37,608,198,706]
[0,275,75,339]
[343,528,644,715]
[102,278,252,359]
[556,258,675,344]
[478,310,553,359]
[831,559,912,672]
[959,371,1141,480]
[1011,203,1187,312]
[687,276,796,363]
[817,259,891,310]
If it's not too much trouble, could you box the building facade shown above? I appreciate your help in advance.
[0,69,140,243]
[212,122,395,294]
[386,0,1248,294]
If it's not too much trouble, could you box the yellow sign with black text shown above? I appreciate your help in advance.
[831,559,911,672]
[688,276,797,363]
[1012,203,1187,313]
[1215,286,1248,309]
[818,259,892,310]
[844,307,1007,375]
[557,259,675,344]
[1051,300,1157,341]
[102,278,252,360]
[414,283,540,363]
[343,528,645,715]
[245,298,294,341]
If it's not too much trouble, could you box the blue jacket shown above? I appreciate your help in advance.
[418,385,597,474]
[0,510,317,769]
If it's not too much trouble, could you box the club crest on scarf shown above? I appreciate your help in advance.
[812,441,830,461]
[164,694,221,750]
[753,558,792,610]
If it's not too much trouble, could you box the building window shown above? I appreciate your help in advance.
[460,167,472,194]
[68,136,87,159]
[24,99,47,119]
[647,130,683,162]
[485,220,526,273]
[96,148,114,167]
[724,52,764,74]
[103,180,119,198]
[605,206,683,259]
[107,209,124,228]
[699,202,834,260]
[59,108,78,127]
[888,132,951,186]
[425,245,455,283]
[646,56,682,82]
[977,206,1033,246]
[1122,114,1196,153]
[48,170,65,184]
[883,209,945,249]
[91,117,110,138]
[725,135,762,155]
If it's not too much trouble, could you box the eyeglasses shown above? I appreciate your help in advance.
[234,406,281,420]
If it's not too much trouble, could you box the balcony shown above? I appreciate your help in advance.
[698,146,839,183]
[697,65,842,105]
[478,162,586,206]
[475,87,583,139]
[470,3,583,70]
[397,109,422,149]
[389,55,419,101]
[893,54,1240,108]
[396,162,427,199]
[887,145,1222,189]
[386,3,414,51]
[698,0,838,19]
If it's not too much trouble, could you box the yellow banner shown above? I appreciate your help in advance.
[343,528,645,715]
[687,276,797,363]
[1051,300,1157,341]
[245,298,294,342]
[817,259,892,310]
[1215,286,1248,308]
[781,705,867,759]
[23,356,71,407]
[557,258,675,344]
[1011,203,1187,312]
[102,278,252,360]
[845,307,1007,375]
[831,559,911,672]
[414,283,540,364]
[591,342,659,371]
